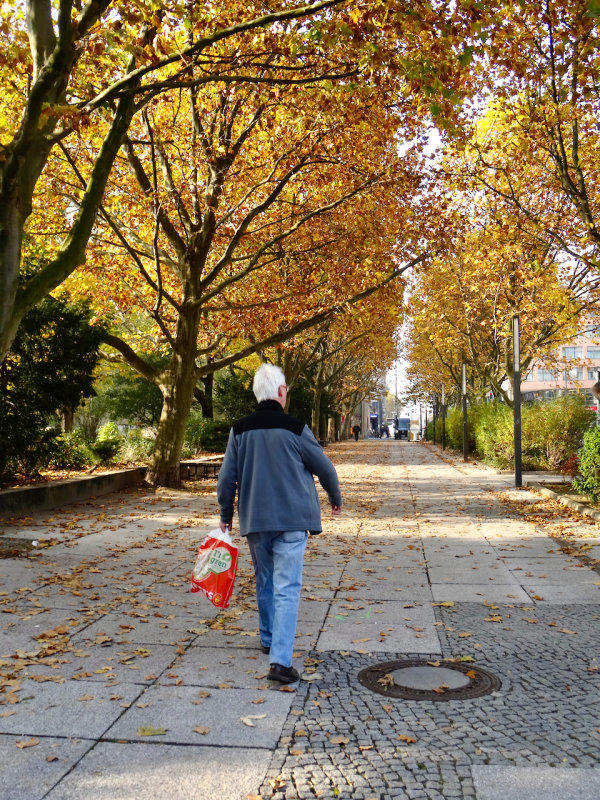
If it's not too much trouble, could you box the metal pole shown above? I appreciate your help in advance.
[441,384,446,450]
[432,394,437,445]
[513,315,522,488]
[462,364,468,462]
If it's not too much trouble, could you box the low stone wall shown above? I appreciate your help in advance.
[0,467,147,518]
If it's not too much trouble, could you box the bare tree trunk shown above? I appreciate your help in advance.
[61,408,74,433]
[146,312,200,487]
[311,387,322,437]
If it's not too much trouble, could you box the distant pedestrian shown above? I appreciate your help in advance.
[217,363,342,684]
[353,423,361,441]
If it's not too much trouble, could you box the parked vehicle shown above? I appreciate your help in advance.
[394,417,411,440]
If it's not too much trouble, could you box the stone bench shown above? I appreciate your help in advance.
[179,456,223,480]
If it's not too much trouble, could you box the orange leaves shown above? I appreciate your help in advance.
[16,738,39,749]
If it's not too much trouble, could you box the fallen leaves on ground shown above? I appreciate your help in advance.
[137,727,167,737]
[16,738,39,749]
[240,714,266,727]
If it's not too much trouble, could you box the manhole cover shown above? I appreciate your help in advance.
[357,659,501,701]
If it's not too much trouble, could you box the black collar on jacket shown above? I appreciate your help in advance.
[256,399,284,412]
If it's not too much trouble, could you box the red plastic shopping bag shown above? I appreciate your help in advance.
[190,528,238,608]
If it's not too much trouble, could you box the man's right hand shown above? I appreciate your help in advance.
[220,521,232,533]
[331,505,342,516]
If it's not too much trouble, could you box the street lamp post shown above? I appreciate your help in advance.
[432,394,437,445]
[462,364,468,462]
[513,315,522,488]
[441,384,446,451]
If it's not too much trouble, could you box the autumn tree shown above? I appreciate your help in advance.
[61,1,481,486]
[459,0,600,278]
[403,201,597,406]
[76,77,423,483]
[0,0,355,362]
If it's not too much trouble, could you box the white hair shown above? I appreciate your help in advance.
[253,363,286,402]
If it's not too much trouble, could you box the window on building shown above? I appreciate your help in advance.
[537,369,557,381]
[585,325,600,339]
[522,371,534,381]
[590,368,600,381]
[562,346,583,358]
[568,367,584,380]
[587,347,600,359]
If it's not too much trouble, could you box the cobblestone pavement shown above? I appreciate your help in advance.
[1,440,600,800]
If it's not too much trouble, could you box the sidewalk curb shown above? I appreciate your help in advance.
[0,466,146,517]
[526,481,600,523]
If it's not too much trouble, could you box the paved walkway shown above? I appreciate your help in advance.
[1,441,600,799]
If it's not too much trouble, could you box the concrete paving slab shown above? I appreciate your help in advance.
[105,684,293,748]
[504,557,596,582]
[337,582,431,602]
[422,541,495,554]
[297,598,331,624]
[24,641,180,685]
[494,541,566,557]
[522,583,600,603]
[430,583,531,603]
[292,620,324,650]
[0,680,143,739]
[162,645,270,689]
[428,563,519,583]
[424,552,500,569]
[0,734,92,800]
[339,566,429,586]
[0,605,99,654]
[69,610,202,646]
[183,626,264,650]
[44,741,272,800]
[0,563,42,595]
[317,599,440,653]
[472,766,600,800]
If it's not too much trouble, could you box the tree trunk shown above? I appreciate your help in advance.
[199,373,214,419]
[146,311,200,487]
[311,386,322,437]
[61,408,74,433]
[319,410,328,442]
[327,415,337,442]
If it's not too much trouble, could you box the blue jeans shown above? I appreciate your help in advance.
[246,530,308,668]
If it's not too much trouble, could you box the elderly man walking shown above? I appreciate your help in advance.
[217,363,342,683]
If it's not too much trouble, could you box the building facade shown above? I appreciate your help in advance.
[521,327,600,408]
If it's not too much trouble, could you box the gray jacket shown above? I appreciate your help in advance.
[217,400,342,536]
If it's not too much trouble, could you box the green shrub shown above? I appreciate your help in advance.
[49,429,95,469]
[93,422,122,462]
[573,425,600,501]
[119,429,155,463]
[530,394,594,470]
[472,402,514,468]
[445,404,476,452]
[184,409,230,453]
[440,394,592,472]
[0,294,103,482]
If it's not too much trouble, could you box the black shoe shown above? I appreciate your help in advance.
[268,663,299,684]
[260,643,270,654]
